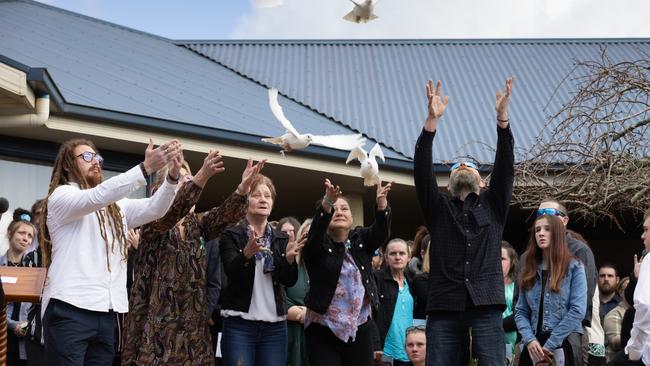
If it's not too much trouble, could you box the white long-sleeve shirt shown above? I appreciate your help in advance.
[626,255,650,363]
[42,165,177,315]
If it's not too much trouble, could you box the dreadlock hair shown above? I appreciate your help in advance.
[519,214,573,293]
[39,138,127,270]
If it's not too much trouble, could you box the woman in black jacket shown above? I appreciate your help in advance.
[303,178,392,366]
[219,174,300,366]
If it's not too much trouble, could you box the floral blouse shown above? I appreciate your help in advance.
[305,248,371,342]
[122,181,247,366]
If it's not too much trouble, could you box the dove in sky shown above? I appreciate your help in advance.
[343,0,378,24]
[346,143,385,186]
[262,88,367,155]
[254,0,283,8]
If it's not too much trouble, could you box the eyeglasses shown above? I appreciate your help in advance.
[450,161,478,171]
[76,151,104,166]
[536,208,566,217]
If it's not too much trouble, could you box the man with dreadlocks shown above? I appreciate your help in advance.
[38,137,182,365]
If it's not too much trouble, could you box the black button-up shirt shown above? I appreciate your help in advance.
[413,126,514,311]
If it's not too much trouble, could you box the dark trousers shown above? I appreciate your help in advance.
[26,340,52,366]
[43,299,115,366]
[426,306,505,366]
[305,321,373,366]
[606,350,645,366]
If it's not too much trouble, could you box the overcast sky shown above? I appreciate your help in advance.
[37,0,650,40]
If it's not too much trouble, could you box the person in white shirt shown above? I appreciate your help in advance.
[620,208,650,365]
[38,137,182,365]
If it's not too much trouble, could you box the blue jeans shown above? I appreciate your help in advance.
[426,306,505,366]
[221,316,287,366]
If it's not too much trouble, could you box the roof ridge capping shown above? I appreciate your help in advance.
[18,0,173,43]
[174,38,650,46]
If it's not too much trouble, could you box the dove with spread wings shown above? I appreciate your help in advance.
[343,0,378,24]
[262,88,367,154]
[346,143,385,186]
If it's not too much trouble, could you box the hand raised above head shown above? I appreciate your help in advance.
[423,80,449,132]
[496,77,514,127]
[192,150,225,188]
[426,80,449,120]
[322,178,342,211]
[376,180,392,210]
[166,149,183,183]
[237,159,266,196]
[144,139,181,175]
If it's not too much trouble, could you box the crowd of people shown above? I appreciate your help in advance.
[0,78,649,366]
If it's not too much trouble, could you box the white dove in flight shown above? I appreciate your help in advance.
[262,88,367,155]
[343,0,378,24]
[346,143,385,186]
[254,0,283,8]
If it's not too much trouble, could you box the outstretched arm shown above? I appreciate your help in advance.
[200,158,265,240]
[359,181,392,253]
[303,179,339,261]
[486,77,515,221]
[414,80,448,225]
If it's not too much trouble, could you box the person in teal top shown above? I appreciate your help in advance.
[373,238,414,365]
[501,241,519,364]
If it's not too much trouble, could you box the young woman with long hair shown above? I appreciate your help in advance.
[515,214,587,366]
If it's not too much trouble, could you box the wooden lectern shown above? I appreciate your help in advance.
[0,267,46,366]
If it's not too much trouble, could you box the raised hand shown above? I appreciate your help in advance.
[322,178,342,211]
[496,77,514,127]
[376,180,392,210]
[236,159,266,196]
[285,230,307,264]
[193,150,225,188]
[243,225,266,259]
[166,149,183,183]
[427,80,450,120]
[143,139,181,175]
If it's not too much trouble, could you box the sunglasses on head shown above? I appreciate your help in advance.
[536,208,566,218]
[451,161,478,171]
[406,325,426,334]
[76,151,104,166]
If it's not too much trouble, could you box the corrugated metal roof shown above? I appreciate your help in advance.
[180,39,650,162]
[0,0,407,161]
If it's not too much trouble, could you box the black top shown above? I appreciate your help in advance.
[303,204,391,314]
[219,221,298,317]
[411,272,429,319]
[537,270,549,336]
[413,126,514,311]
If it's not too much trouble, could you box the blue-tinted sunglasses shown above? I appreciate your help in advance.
[536,208,566,217]
[451,161,478,171]
[76,151,104,166]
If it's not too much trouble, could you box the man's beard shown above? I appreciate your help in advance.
[599,283,616,296]
[449,170,480,197]
[85,168,103,188]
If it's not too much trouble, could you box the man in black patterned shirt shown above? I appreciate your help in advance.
[413,78,515,366]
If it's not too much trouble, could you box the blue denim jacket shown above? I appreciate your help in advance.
[515,259,587,350]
